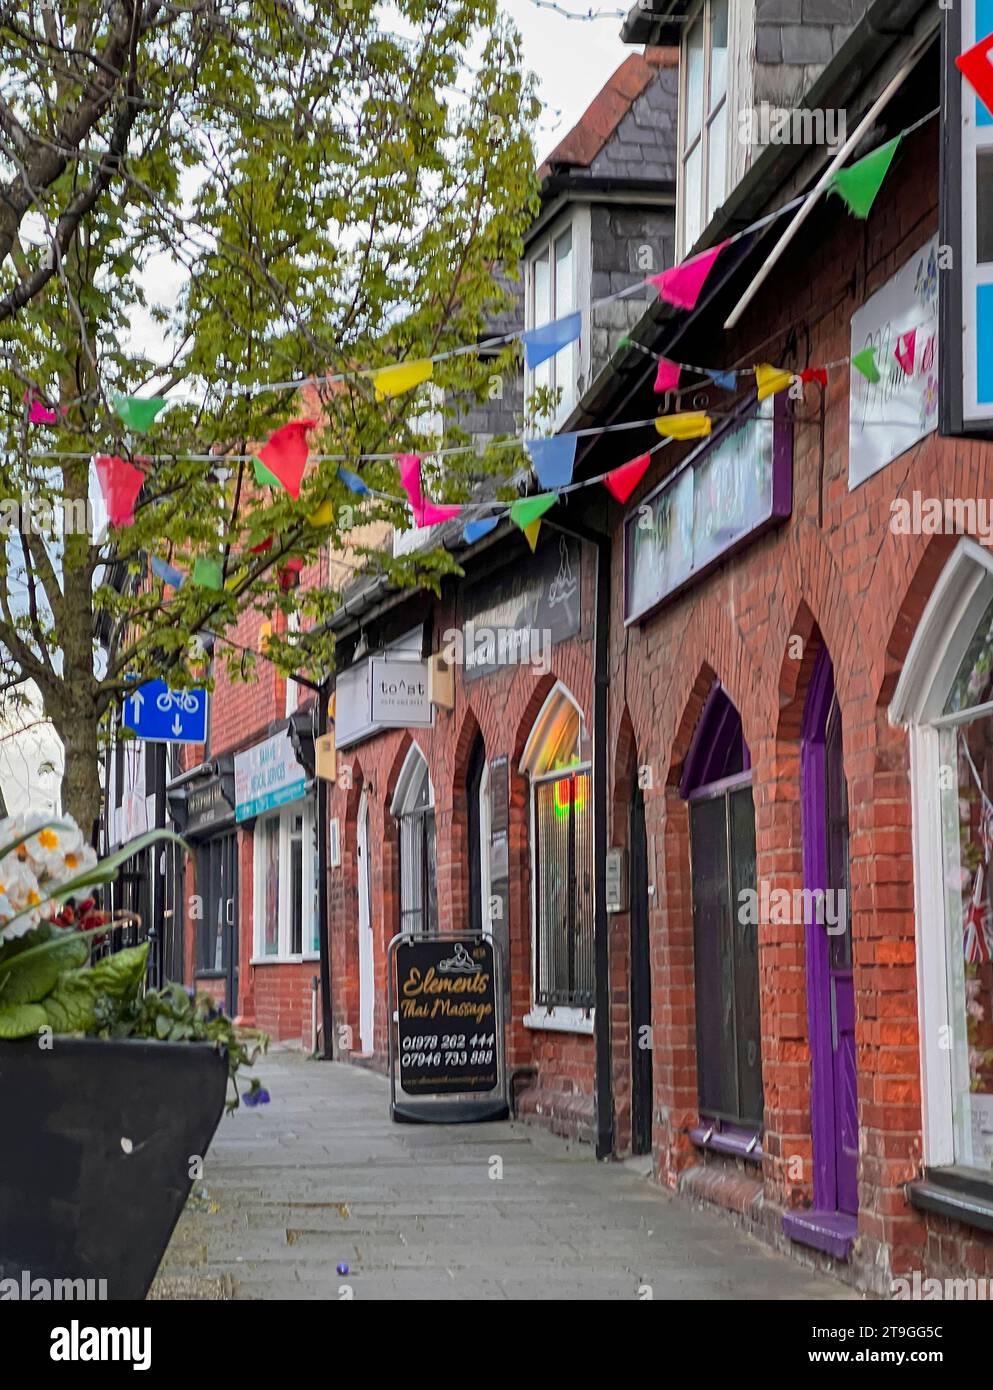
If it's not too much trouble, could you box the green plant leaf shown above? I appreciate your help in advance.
[0,1002,49,1038]
[0,927,89,1005]
[43,943,149,1034]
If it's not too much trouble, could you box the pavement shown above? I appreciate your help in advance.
[152,1050,859,1301]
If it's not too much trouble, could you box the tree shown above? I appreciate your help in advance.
[0,0,539,827]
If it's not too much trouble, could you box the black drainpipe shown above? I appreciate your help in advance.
[546,515,614,1160]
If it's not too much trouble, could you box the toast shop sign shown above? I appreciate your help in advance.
[370,658,432,727]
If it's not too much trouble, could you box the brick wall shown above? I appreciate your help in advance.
[327,535,598,1136]
[601,116,993,1290]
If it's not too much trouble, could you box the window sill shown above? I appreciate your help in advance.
[250,954,321,967]
[689,1122,763,1164]
[907,1166,993,1234]
[523,1007,594,1035]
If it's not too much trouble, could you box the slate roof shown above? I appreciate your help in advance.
[539,47,679,188]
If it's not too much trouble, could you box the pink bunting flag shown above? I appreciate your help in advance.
[894,328,917,377]
[256,418,317,499]
[95,454,145,528]
[653,358,681,394]
[648,240,730,311]
[396,453,461,527]
[28,398,57,425]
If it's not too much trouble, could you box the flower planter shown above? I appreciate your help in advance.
[0,1036,228,1300]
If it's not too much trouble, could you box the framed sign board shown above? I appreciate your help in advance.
[388,933,509,1124]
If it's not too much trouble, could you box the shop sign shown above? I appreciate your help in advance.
[849,234,939,489]
[185,777,233,836]
[624,395,792,624]
[234,729,307,821]
[394,937,498,1096]
[370,658,432,726]
[461,534,581,680]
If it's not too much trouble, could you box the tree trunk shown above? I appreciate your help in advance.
[59,711,103,847]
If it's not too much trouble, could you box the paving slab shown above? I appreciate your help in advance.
[154,1051,860,1301]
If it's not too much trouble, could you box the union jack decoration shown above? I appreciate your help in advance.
[965,863,993,966]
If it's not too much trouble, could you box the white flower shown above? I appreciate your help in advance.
[21,821,84,879]
[0,860,44,939]
[60,842,97,881]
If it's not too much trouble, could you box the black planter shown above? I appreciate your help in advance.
[0,1037,228,1300]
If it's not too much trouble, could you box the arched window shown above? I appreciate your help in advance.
[521,684,593,1010]
[893,539,993,1174]
[392,744,437,936]
[467,735,491,937]
[682,683,763,1133]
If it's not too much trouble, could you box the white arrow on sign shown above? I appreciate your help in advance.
[171,714,183,736]
[129,689,144,722]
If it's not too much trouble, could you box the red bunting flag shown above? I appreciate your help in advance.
[895,328,917,376]
[653,358,681,394]
[604,453,651,505]
[256,419,317,499]
[95,454,145,528]
[277,557,304,591]
[648,241,729,311]
[798,367,828,387]
[956,31,993,121]
[250,537,273,554]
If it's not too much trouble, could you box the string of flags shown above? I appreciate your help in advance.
[18,108,939,432]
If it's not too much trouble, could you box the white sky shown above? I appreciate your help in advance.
[502,0,631,162]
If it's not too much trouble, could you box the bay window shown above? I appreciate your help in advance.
[253,801,319,960]
[524,210,590,426]
[680,0,730,256]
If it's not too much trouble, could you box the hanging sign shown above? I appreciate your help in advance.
[122,680,207,744]
[394,937,499,1096]
[234,729,307,820]
[369,658,432,726]
[849,235,938,488]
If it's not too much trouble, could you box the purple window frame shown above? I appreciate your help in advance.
[623,389,793,626]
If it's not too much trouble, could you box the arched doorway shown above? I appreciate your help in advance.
[629,779,652,1155]
[392,744,437,936]
[356,786,374,1053]
[681,684,763,1135]
[467,734,491,937]
[801,649,857,1222]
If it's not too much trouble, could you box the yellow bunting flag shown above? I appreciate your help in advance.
[307,499,334,528]
[523,519,543,552]
[754,364,794,401]
[372,359,434,400]
[654,412,712,441]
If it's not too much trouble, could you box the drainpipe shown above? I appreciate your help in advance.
[291,672,335,1061]
[546,516,614,1160]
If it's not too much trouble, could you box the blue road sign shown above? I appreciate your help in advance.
[122,680,207,744]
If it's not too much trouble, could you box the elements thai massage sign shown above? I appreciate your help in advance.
[395,938,498,1096]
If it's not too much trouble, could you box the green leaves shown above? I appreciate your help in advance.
[0,925,89,1007]
[42,944,149,1035]
[0,1004,49,1040]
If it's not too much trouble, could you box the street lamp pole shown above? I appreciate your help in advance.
[291,671,334,1061]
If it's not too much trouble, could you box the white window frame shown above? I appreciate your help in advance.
[678,0,731,260]
[891,537,993,1168]
[252,799,319,963]
[524,205,592,430]
[520,681,595,1033]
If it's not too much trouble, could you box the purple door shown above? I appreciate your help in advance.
[802,652,859,1217]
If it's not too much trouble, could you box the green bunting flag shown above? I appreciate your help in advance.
[851,346,881,384]
[113,395,168,433]
[510,493,557,533]
[192,556,224,590]
[253,456,282,488]
[827,136,902,220]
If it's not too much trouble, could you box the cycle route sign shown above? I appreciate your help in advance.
[122,679,207,744]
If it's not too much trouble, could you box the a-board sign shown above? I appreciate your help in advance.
[395,937,498,1096]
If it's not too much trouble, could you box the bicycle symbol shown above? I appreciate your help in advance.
[155,689,201,715]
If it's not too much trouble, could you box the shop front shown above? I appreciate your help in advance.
[234,721,320,1043]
